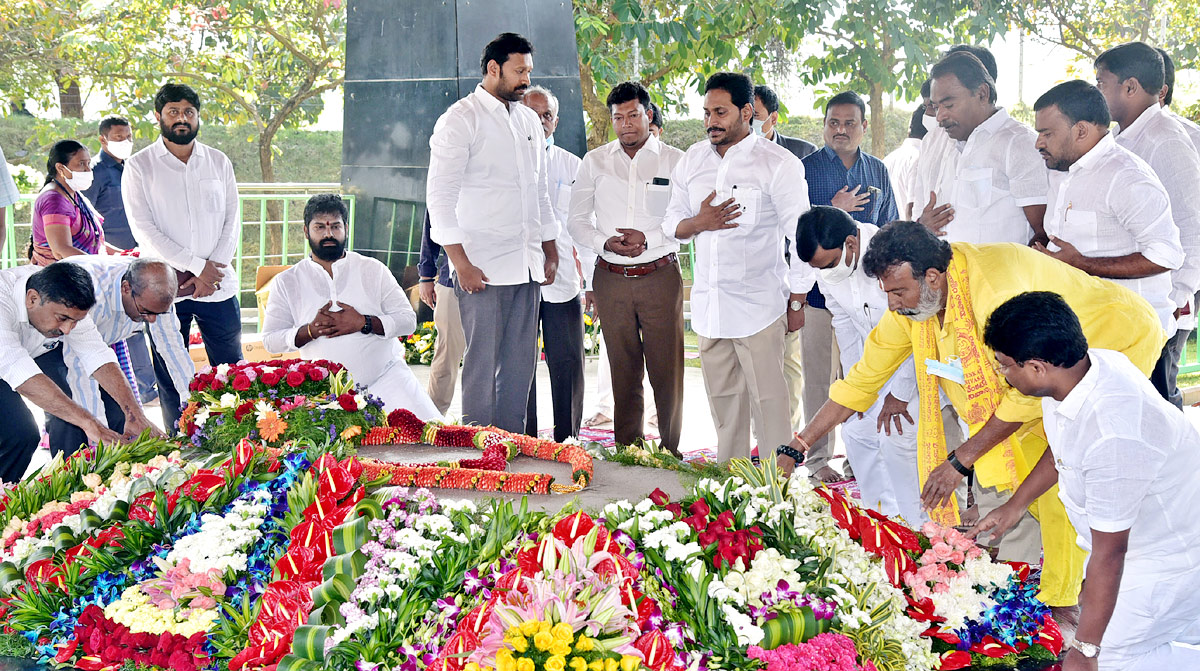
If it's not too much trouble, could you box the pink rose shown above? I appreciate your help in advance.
[933,582,951,593]
[931,542,955,563]
[950,551,965,564]
[967,546,984,560]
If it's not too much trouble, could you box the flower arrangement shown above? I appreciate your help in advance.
[403,320,438,365]
[583,312,601,356]
[180,359,386,451]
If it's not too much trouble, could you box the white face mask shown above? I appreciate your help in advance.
[545,134,555,149]
[922,114,938,132]
[107,139,134,160]
[61,167,94,192]
[751,119,766,136]
[818,240,857,285]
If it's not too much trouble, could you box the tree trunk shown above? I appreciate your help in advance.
[56,77,84,119]
[258,128,286,263]
[869,81,885,156]
[579,57,612,150]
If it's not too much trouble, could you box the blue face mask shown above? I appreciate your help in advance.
[546,135,555,148]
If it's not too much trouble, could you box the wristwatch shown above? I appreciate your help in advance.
[361,315,375,335]
[1071,639,1100,658]
[789,299,805,312]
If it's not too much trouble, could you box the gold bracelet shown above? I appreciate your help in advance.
[307,324,314,340]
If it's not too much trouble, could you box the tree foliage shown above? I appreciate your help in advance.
[1018,0,1198,67]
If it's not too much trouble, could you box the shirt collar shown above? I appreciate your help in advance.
[611,133,663,159]
[1054,351,1101,420]
[1115,103,1162,143]
[153,136,204,163]
[97,150,122,169]
[1070,133,1117,174]
[974,107,1010,137]
[473,83,511,115]
[708,131,758,159]
[819,144,861,167]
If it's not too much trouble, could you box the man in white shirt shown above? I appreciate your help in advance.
[883,106,928,221]
[426,32,559,433]
[1093,42,1200,408]
[974,291,1200,671]
[1032,80,1184,394]
[520,86,588,442]
[662,72,811,461]
[262,194,438,419]
[1156,48,1200,154]
[568,82,686,453]
[795,206,922,522]
[57,256,194,455]
[0,263,161,482]
[918,51,1049,245]
[123,83,242,367]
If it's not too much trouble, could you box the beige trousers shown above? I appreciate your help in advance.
[426,283,466,414]
[784,305,837,468]
[699,315,793,462]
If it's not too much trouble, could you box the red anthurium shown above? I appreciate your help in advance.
[663,502,683,519]
[1036,614,1064,656]
[971,636,1018,658]
[233,439,256,475]
[53,638,77,663]
[649,488,671,506]
[1005,561,1032,582]
[633,630,674,669]
[552,511,597,546]
[939,650,972,670]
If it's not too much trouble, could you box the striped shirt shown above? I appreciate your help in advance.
[61,256,194,420]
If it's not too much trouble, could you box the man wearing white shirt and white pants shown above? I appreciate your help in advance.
[426,33,559,433]
[915,48,1050,246]
[520,86,589,442]
[662,72,811,462]
[568,81,685,453]
[1031,81,1184,396]
[123,83,242,367]
[974,292,1200,671]
[262,194,438,419]
[1093,42,1200,408]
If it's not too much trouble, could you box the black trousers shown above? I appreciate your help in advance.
[1151,329,1189,409]
[177,296,242,366]
[0,347,77,482]
[525,297,585,442]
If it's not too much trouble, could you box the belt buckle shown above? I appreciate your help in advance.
[622,265,638,277]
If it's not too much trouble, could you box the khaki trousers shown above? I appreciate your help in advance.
[426,282,466,415]
[699,315,792,462]
[592,260,685,453]
[784,305,837,468]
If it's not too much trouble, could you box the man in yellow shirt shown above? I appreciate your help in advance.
[776,220,1165,611]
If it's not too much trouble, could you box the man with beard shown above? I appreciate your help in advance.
[0,262,162,483]
[123,83,242,366]
[662,72,810,462]
[776,220,1165,619]
[426,32,559,433]
[262,194,438,418]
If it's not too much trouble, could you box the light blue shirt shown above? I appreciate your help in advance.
[62,256,194,420]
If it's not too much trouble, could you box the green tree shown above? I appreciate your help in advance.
[799,0,1016,154]
[0,0,105,117]
[1019,0,1198,66]
[574,0,824,149]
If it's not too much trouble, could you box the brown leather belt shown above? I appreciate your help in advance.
[596,252,677,277]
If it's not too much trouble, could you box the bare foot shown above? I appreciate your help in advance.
[959,504,980,527]
[583,412,612,428]
[810,465,844,483]
[1051,604,1080,648]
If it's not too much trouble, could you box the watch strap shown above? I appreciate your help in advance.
[1071,639,1100,658]
[947,451,973,477]
[776,445,805,464]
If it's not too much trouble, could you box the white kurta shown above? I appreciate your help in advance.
[260,252,440,420]
[1042,349,1200,670]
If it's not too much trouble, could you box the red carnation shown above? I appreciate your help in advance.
[261,371,281,386]
[231,375,252,391]
[337,393,358,412]
[285,371,306,387]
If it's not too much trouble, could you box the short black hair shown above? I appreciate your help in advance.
[946,44,999,82]
[606,81,651,110]
[825,91,866,121]
[27,262,97,311]
[44,140,87,185]
[909,105,928,139]
[930,51,997,104]
[861,220,953,280]
[154,83,201,114]
[705,72,754,110]
[920,79,932,99]
[754,84,780,115]
[1156,46,1175,106]
[1095,41,1165,95]
[304,193,349,227]
[796,206,858,262]
[649,102,664,129]
[1033,80,1111,127]
[983,292,1088,368]
[99,116,130,137]
[480,32,534,75]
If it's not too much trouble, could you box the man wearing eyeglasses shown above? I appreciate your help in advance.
[57,255,194,455]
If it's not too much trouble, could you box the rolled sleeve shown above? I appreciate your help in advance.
[1006,136,1050,206]
[147,309,197,402]
[830,312,915,412]
[566,157,604,256]
[1116,171,1184,272]
[3,353,44,390]
[1081,436,1159,533]
[376,263,417,338]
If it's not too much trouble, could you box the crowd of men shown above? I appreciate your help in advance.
[0,29,1198,671]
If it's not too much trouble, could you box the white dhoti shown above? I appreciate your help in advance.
[360,360,441,421]
[1098,557,1200,670]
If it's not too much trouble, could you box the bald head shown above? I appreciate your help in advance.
[124,258,178,304]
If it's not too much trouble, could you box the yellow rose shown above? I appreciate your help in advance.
[539,620,552,634]
[497,657,516,671]
[588,662,604,671]
[569,657,589,671]
[516,658,535,671]
[533,631,554,651]
[549,640,572,656]
[620,656,641,671]
[574,635,595,652]
[466,664,481,671]
[510,636,529,653]
[605,659,619,671]
[545,656,567,671]
[552,622,575,642]
[520,620,541,636]
[497,649,515,665]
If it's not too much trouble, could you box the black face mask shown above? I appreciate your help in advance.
[310,235,346,261]
[159,119,198,145]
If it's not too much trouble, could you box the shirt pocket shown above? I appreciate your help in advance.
[198,178,225,214]
[727,186,762,228]
[955,167,994,209]
[1059,209,1100,254]
[554,182,573,218]
[644,182,671,218]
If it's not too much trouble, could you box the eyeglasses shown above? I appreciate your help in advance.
[131,292,169,319]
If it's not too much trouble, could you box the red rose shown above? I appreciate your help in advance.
[308,367,327,381]
[285,371,306,387]
[261,371,281,386]
[337,393,358,412]
[231,375,252,391]
[234,402,255,422]
[209,378,224,392]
